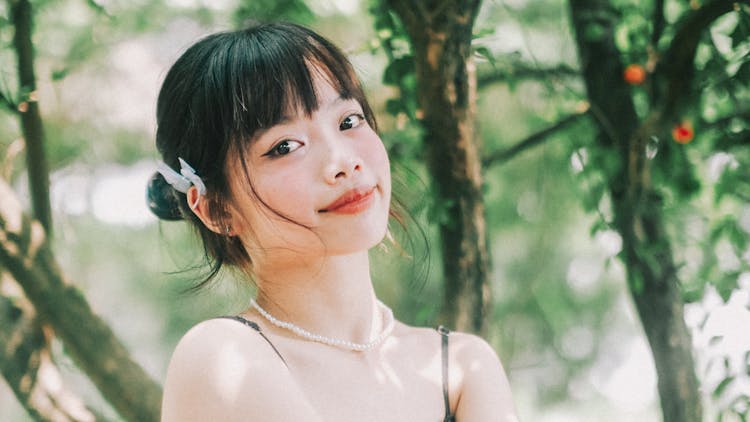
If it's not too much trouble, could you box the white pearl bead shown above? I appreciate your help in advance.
[250,299,395,352]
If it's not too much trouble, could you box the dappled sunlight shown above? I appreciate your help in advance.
[687,279,750,415]
[707,152,739,182]
[213,340,252,405]
[565,257,601,295]
[50,160,157,227]
[589,337,656,412]
[372,337,406,391]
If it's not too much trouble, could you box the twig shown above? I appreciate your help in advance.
[10,0,53,234]
[476,62,580,87]
[482,109,590,168]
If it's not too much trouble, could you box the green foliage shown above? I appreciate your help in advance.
[369,2,418,124]
[615,9,651,62]
[582,21,608,43]
[233,0,314,27]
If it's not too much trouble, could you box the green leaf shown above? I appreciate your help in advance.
[473,46,496,66]
[385,98,405,117]
[615,24,630,51]
[713,376,735,399]
[731,8,750,49]
[472,26,495,39]
[681,282,706,303]
[714,272,741,303]
[734,61,750,86]
[583,23,607,43]
[628,272,645,295]
[581,181,604,212]
[383,56,414,86]
[51,68,70,81]
[589,218,609,236]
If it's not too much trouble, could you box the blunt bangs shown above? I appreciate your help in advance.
[229,23,375,145]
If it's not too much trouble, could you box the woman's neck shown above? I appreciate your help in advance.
[251,251,382,345]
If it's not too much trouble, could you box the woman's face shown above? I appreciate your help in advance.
[228,72,391,263]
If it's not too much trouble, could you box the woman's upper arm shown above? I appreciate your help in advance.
[453,333,518,422]
[161,319,320,422]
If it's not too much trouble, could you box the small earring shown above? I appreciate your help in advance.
[225,225,232,236]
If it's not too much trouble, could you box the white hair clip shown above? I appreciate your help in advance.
[156,158,207,196]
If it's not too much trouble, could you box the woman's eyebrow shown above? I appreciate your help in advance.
[320,94,356,112]
[261,94,354,133]
[278,95,351,123]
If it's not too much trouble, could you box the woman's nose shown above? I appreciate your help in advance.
[324,144,362,185]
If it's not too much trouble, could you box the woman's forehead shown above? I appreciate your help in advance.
[280,72,349,119]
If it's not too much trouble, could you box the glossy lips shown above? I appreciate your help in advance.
[320,187,376,214]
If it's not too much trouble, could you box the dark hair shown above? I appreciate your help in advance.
[147,22,378,289]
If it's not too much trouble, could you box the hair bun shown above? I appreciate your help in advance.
[146,172,184,221]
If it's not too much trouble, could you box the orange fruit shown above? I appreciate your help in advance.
[623,64,646,85]
[672,121,694,144]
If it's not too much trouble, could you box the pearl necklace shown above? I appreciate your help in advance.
[249,298,395,352]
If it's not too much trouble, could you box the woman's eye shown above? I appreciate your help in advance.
[265,140,301,157]
[340,113,365,130]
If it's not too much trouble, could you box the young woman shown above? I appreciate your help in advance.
[149,22,517,421]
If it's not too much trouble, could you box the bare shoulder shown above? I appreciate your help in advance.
[449,331,519,422]
[449,331,500,363]
[164,318,286,379]
[161,318,320,422]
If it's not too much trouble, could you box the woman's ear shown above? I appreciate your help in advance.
[186,186,242,237]
[186,186,224,234]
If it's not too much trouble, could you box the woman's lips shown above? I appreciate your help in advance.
[320,187,376,214]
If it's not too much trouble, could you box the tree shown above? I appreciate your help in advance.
[567,1,749,420]
[1,1,162,420]
[380,0,490,334]
[376,0,750,420]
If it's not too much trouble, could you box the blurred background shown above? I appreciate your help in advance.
[1,0,748,421]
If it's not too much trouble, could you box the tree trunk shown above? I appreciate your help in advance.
[568,0,709,420]
[0,287,99,422]
[0,180,162,422]
[10,0,52,235]
[385,0,489,334]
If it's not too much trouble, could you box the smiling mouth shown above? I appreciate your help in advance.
[319,187,376,214]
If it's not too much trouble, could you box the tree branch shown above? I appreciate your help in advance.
[10,0,52,235]
[655,0,749,120]
[482,109,590,168]
[651,0,665,48]
[476,61,580,87]
[0,179,162,422]
[0,284,100,422]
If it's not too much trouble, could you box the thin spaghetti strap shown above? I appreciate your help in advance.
[220,316,288,367]
[437,326,455,422]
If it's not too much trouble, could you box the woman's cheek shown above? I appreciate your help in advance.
[259,174,315,221]
[362,133,389,171]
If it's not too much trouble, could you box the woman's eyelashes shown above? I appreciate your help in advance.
[263,139,303,157]
[262,113,367,158]
[340,113,366,130]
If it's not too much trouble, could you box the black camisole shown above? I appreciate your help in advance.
[223,316,456,421]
